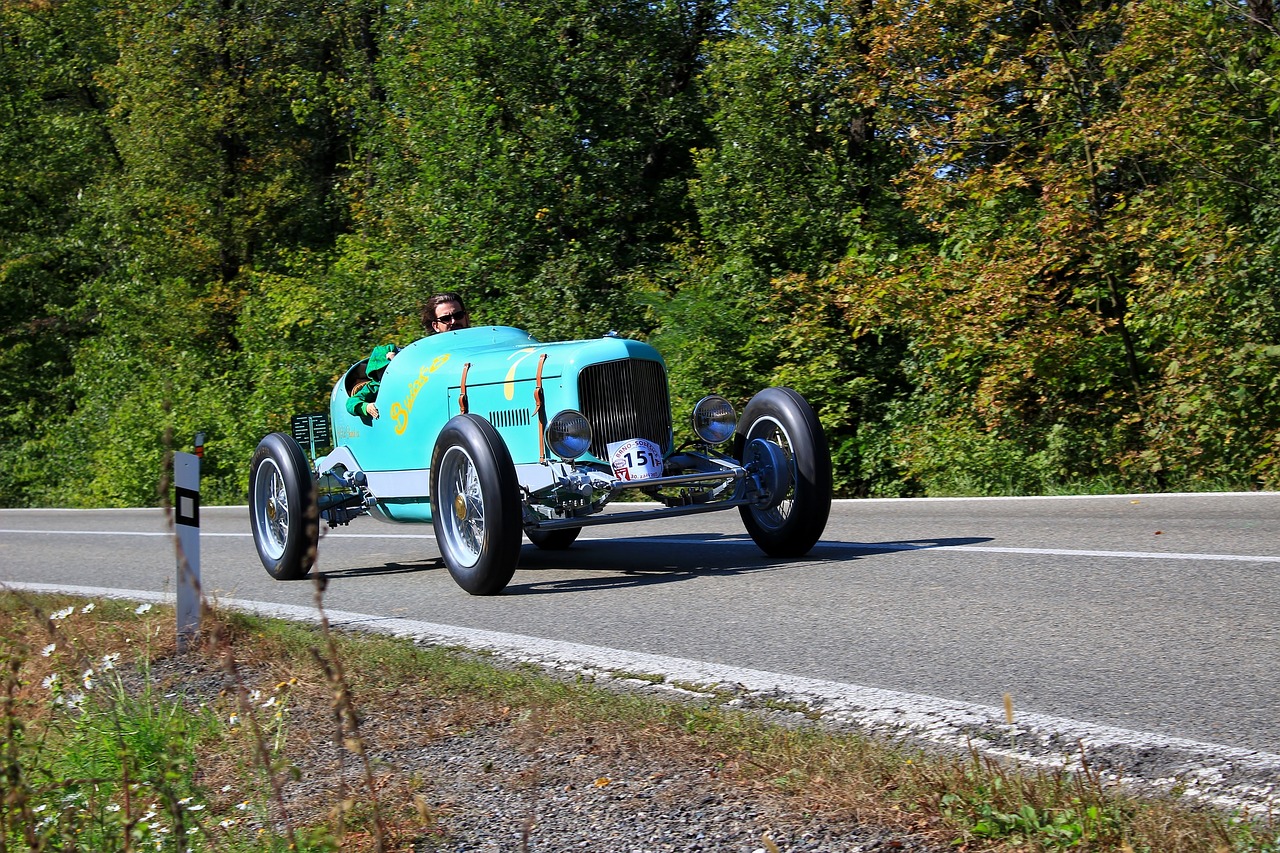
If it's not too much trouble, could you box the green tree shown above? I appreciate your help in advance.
[658,0,915,494]
[55,0,364,504]
[0,0,121,504]
[1103,0,1280,486]
[369,0,721,341]
[849,0,1161,493]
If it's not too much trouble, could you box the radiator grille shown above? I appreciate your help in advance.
[577,359,672,459]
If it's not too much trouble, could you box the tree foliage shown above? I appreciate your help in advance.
[367,0,721,340]
[2,0,1279,506]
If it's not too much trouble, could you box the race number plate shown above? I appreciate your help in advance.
[607,437,663,481]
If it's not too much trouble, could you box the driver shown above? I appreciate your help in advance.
[346,343,399,421]
[423,292,471,333]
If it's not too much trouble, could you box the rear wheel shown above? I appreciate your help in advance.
[734,388,832,557]
[525,526,583,550]
[249,433,318,580]
[430,415,523,594]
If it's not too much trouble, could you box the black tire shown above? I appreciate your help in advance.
[525,526,583,550]
[248,432,318,580]
[430,414,523,595]
[734,387,832,557]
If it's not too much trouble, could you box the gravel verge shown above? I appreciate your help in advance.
[145,652,946,852]
[379,718,938,853]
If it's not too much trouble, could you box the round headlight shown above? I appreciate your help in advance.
[691,395,737,445]
[545,409,592,460]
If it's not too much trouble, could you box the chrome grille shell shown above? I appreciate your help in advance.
[577,358,673,460]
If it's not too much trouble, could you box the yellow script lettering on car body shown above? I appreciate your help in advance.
[391,354,451,435]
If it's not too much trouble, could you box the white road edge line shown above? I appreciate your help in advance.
[3,528,1277,564]
[3,580,1277,816]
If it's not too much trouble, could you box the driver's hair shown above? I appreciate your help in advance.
[422,292,469,330]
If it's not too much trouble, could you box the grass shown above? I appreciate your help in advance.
[0,588,1276,852]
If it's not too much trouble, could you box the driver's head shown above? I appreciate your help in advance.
[424,293,470,333]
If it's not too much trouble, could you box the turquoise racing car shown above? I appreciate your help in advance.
[248,326,832,594]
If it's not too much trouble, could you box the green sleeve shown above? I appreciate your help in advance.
[345,380,378,417]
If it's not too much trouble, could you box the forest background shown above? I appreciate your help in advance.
[4,0,1280,507]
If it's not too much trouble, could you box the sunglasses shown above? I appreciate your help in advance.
[433,310,466,325]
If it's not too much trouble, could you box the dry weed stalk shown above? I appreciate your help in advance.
[311,573,388,853]
[214,620,299,849]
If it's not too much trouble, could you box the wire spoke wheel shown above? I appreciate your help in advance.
[431,415,522,594]
[248,433,317,580]
[252,457,290,560]
[735,388,832,558]
[745,416,797,531]
[438,445,486,567]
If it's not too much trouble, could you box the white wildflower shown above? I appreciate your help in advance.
[221,785,232,792]
[249,689,262,703]
[235,801,250,811]
[261,695,277,709]
[187,804,205,812]
[107,803,122,812]
[101,653,120,671]
[42,673,59,690]
[135,603,153,615]
[80,602,95,614]
[41,643,57,657]
[51,606,74,621]
[228,713,239,726]
[81,668,95,690]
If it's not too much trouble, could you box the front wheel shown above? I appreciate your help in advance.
[430,415,523,595]
[734,388,832,557]
[249,433,318,580]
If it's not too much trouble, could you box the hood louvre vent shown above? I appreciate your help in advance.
[489,408,532,429]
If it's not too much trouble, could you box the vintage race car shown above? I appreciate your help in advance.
[248,325,832,594]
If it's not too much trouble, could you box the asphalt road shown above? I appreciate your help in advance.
[2,493,1278,759]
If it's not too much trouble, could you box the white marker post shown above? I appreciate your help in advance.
[173,434,203,652]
